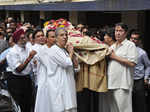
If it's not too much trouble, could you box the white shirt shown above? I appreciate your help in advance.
[35,44,77,112]
[31,43,44,85]
[6,44,32,76]
[108,39,138,90]
[26,41,33,52]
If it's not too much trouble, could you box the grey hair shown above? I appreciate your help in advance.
[55,27,67,37]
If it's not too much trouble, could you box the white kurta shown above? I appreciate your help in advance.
[31,44,45,86]
[108,39,138,90]
[107,39,138,112]
[34,44,77,112]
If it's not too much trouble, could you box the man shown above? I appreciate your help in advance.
[35,27,77,112]
[0,38,9,54]
[31,29,46,85]
[46,29,56,47]
[104,27,116,46]
[130,30,150,112]
[29,29,46,111]
[6,28,36,112]
[108,23,138,112]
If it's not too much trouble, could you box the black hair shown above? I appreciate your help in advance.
[130,29,141,39]
[25,29,34,39]
[115,22,128,32]
[46,29,55,38]
[32,29,43,39]
[104,27,116,41]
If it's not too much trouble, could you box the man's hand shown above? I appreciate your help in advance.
[29,50,37,59]
[109,50,117,60]
[66,43,74,59]
[66,43,74,54]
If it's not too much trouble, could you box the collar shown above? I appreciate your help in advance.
[115,38,128,47]
[15,44,25,52]
[34,43,43,47]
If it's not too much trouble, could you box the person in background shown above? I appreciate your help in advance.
[46,29,56,47]
[5,27,13,41]
[5,17,14,28]
[0,38,9,74]
[0,32,5,40]
[129,29,150,112]
[81,26,89,36]
[104,27,116,46]
[25,29,34,51]
[6,28,36,112]
[76,24,84,32]
[107,23,138,112]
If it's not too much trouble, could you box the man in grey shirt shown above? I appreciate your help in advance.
[130,29,150,112]
[0,39,9,54]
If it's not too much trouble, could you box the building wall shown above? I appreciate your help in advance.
[0,0,95,5]
[0,0,66,5]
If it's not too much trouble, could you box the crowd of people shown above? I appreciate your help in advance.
[0,17,150,112]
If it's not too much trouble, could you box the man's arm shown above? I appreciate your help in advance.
[16,50,36,73]
[110,50,136,67]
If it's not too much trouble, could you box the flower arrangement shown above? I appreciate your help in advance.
[43,18,103,45]
[44,18,71,30]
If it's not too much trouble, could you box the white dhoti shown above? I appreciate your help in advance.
[99,92,119,112]
[112,89,132,112]
[63,108,77,112]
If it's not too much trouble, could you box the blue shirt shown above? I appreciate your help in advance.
[134,47,150,80]
[0,48,11,61]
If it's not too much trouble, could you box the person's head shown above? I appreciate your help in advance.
[104,28,115,46]
[46,29,56,47]
[6,27,13,34]
[115,22,128,43]
[25,29,34,44]
[0,26,5,34]
[9,21,16,30]
[0,21,6,29]
[76,24,84,31]
[6,27,13,40]
[32,29,46,45]
[55,27,68,48]
[0,32,5,40]
[130,29,141,46]
[81,26,88,36]
[7,17,14,23]
[12,29,26,48]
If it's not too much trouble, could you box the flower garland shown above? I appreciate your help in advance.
[44,18,70,30]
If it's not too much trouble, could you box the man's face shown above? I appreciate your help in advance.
[130,34,140,46]
[47,31,55,46]
[17,34,27,48]
[104,34,112,46]
[6,28,13,36]
[115,26,127,42]
[34,31,46,45]
[10,22,16,30]
[56,30,68,48]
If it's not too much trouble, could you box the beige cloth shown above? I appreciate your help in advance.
[68,35,110,92]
